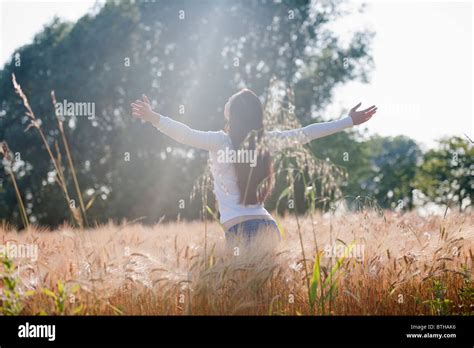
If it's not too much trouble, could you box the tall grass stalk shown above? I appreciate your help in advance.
[294,205,311,304]
[12,74,83,227]
[51,91,89,227]
[0,142,29,229]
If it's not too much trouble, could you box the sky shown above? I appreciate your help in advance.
[326,0,473,149]
[0,0,472,148]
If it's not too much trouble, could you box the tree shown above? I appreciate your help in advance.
[364,135,421,210]
[0,0,373,227]
[414,136,473,211]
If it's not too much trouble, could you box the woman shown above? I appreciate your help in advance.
[131,89,376,245]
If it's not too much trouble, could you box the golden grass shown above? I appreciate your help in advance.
[1,211,472,315]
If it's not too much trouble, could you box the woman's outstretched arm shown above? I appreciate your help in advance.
[266,102,377,150]
[131,95,225,151]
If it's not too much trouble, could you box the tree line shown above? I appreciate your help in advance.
[0,0,471,228]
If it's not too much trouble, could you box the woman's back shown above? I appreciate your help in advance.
[131,90,376,236]
[152,114,354,225]
[208,130,273,225]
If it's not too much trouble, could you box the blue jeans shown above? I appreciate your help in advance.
[226,218,280,245]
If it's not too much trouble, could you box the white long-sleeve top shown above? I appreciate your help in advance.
[152,115,354,225]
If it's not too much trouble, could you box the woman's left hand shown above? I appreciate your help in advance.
[349,102,377,125]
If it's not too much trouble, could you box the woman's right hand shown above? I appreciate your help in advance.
[131,94,160,124]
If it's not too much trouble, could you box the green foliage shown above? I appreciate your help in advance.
[309,130,373,198]
[301,133,423,212]
[0,0,373,227]
[41,280,83,315]
[414,136,473,211]
[308,243,354,314]
[423,279,453,316]
[0,255,84,316]
[0,254,34,315]
[359,135,421,210]
[457,276,474,315]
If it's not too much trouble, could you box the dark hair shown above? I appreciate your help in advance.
[225,89,273,205]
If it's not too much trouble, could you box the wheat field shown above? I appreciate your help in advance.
[1,210,473,316]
